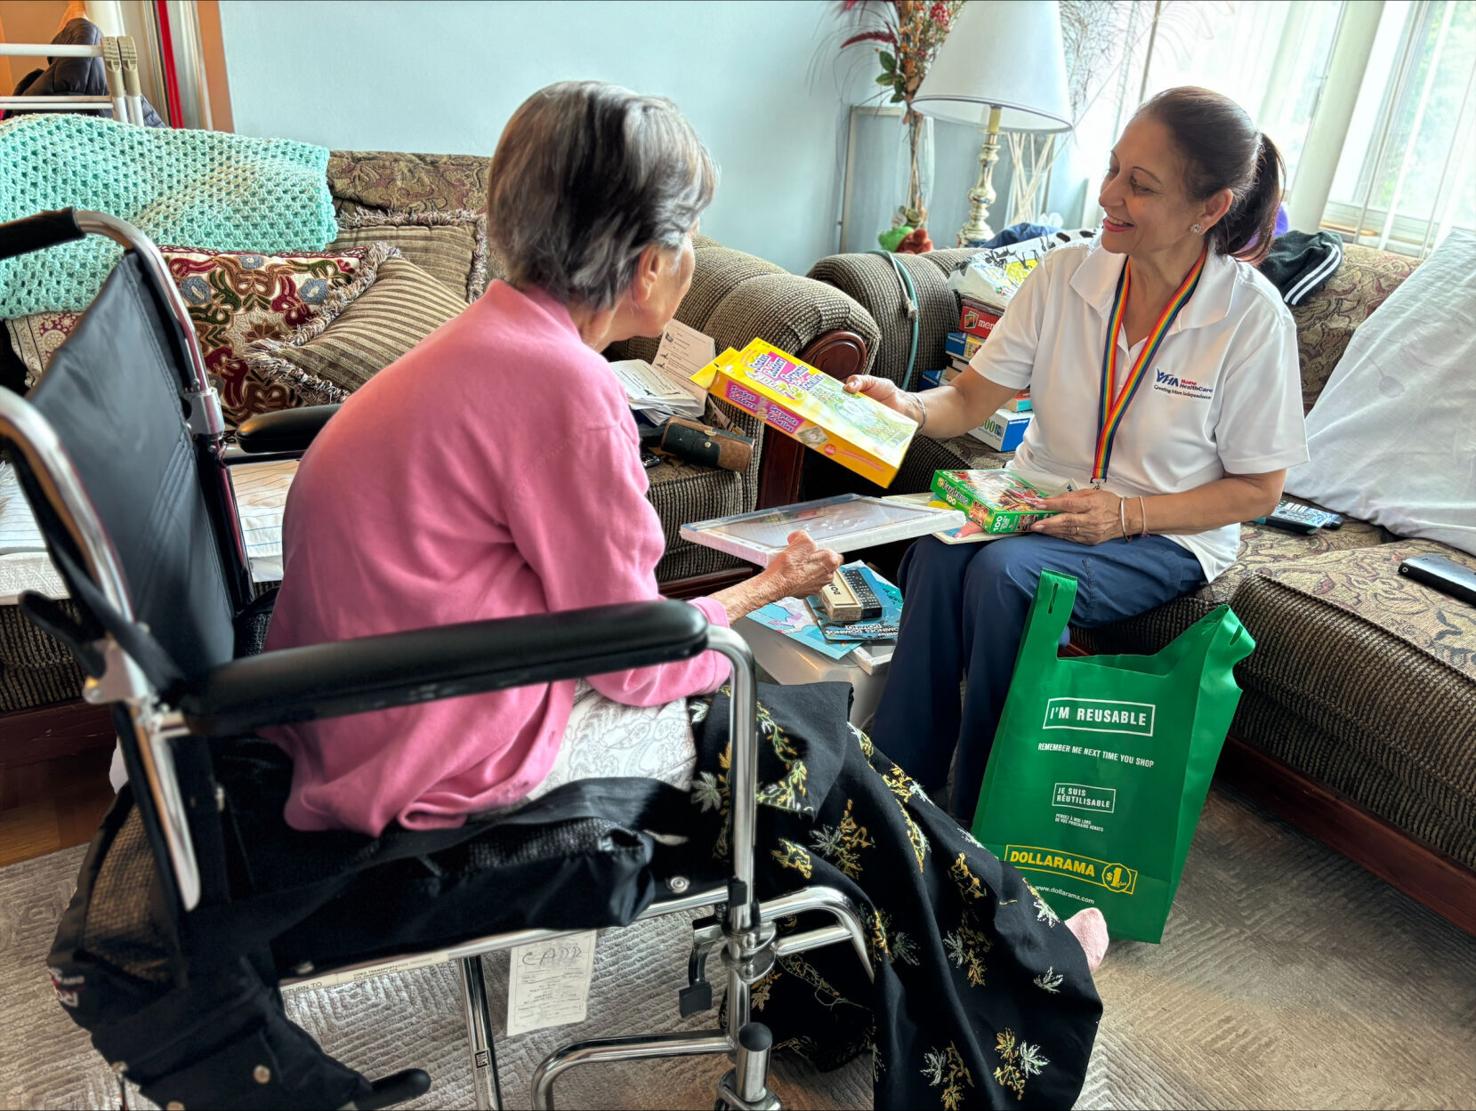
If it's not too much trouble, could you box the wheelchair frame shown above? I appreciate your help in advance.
[0,210,873,1110]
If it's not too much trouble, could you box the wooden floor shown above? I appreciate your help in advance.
[0,702,116,869]
[0,745,113,867]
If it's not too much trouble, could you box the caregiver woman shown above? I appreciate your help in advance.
[851,86,1310,817]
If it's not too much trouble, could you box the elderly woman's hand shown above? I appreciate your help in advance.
[1029,489,1128,545]
[710,531,844,622]
[764,530,844,599]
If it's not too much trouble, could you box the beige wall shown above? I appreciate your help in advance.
[0,1,81,95]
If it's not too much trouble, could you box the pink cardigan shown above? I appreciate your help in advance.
[263,282,731,835]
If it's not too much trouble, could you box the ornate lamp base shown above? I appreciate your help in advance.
[956,107,1003,247]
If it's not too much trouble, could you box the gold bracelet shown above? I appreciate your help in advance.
[1118,496,1131,541]
[1137,496,1149,538]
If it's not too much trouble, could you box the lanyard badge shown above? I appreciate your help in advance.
[1092,248,1207,485]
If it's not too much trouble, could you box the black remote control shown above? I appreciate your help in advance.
[1398,553,1476,607]
[1260,500,1344,534]
[840,567,882,620]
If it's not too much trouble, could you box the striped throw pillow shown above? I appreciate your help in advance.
[329,208,488,301]
[246,256,466,404]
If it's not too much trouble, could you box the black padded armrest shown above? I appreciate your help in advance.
[234,405,341,454]
[180,599,710,736]
[0,208,83,261]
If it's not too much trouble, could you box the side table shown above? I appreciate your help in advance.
[733,617,892,731]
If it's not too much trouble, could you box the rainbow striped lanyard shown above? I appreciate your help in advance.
[1092,247,1208,484]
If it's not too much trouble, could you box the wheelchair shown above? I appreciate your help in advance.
[0,209,872,1110]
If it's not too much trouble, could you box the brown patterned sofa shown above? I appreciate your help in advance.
[807,243,1476,933]
[0,150,879,744]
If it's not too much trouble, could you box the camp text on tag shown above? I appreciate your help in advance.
[505,930,598,1037]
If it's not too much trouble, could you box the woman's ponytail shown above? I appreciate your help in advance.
[1223,133,1284,265]
[1136,89,1284,264]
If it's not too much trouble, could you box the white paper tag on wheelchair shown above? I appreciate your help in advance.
[505,930,598,1037]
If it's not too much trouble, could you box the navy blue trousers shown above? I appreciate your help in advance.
[871,533,1206,816]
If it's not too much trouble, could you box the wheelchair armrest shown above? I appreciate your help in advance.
[234,405,341,455]
[179,599,711,736]
[0,208,84,261]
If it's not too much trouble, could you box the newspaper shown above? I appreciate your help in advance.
[608,319,715,420]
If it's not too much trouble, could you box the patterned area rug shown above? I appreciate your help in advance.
[3,786,1474,1110]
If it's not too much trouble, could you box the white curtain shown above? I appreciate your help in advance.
[1047,0,1342,230]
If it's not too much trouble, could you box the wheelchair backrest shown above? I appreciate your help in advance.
[0,211,261,914]
[23,230,243,679]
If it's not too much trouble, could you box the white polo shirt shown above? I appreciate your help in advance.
[969,239,1308,582]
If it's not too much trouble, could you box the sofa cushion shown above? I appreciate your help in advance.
[1246,540,1476,679]
[327,150,490,216]
[1290,243,1418,409]
[1073,513,1387,656]
[330,209,489,302]
[645,456,749,583]
[806,251,957,388]
[1228,541,1476,868]
[248,256,466,403]
[650,245,786,341]
[6,245,392,425]
[4,311,76,384]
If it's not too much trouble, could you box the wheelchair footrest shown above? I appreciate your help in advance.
[354,1068,432,1109]
[678,980,713,1017]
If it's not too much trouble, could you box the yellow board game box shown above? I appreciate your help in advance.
[691,339,917,487]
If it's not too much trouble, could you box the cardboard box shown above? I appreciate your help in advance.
[929,468,1057,535]
[693,339,917,487]
[944,330,984,361]
[967,406,1032,452]
[959,300,1001,340]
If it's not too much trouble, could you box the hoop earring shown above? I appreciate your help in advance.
[1191,223,1204,234]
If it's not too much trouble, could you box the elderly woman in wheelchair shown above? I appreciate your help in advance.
[258,80,1105,1107]
[2,82,1100,1110]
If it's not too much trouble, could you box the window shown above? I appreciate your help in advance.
[1323,0,1476,254]
[1056,0,1343,228]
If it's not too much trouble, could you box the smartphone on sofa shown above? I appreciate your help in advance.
[1398,553,1476,607]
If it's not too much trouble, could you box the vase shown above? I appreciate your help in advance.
[892,110,934,233]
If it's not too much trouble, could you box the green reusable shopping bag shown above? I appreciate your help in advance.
[971,570,1255,943]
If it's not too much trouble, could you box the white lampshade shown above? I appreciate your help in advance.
[911,0,1073,132]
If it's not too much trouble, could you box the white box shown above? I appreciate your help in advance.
[734,617,890,729]
[967,407,1031,452]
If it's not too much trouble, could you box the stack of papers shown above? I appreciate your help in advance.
[608,358,706,419]
[608,319,715,420]
[0,459,295,603]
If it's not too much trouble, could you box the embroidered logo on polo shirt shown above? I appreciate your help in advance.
[1152,368,1214,400]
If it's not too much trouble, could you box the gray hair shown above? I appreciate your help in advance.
[486,81,718,310]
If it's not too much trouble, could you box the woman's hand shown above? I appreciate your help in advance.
[844,374,922,422]
[762,530,843,599]
[1029,489,1127,546]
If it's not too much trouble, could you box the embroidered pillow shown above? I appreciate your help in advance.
[327,150,490,215]
[247,256,467,404]
[329,208,489,302]
[4,311,77,383]
[4,245,393,426]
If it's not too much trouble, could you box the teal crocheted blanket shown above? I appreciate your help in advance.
[0,115,337,318]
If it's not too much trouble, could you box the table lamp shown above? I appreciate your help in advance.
[911,0,1073,245]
